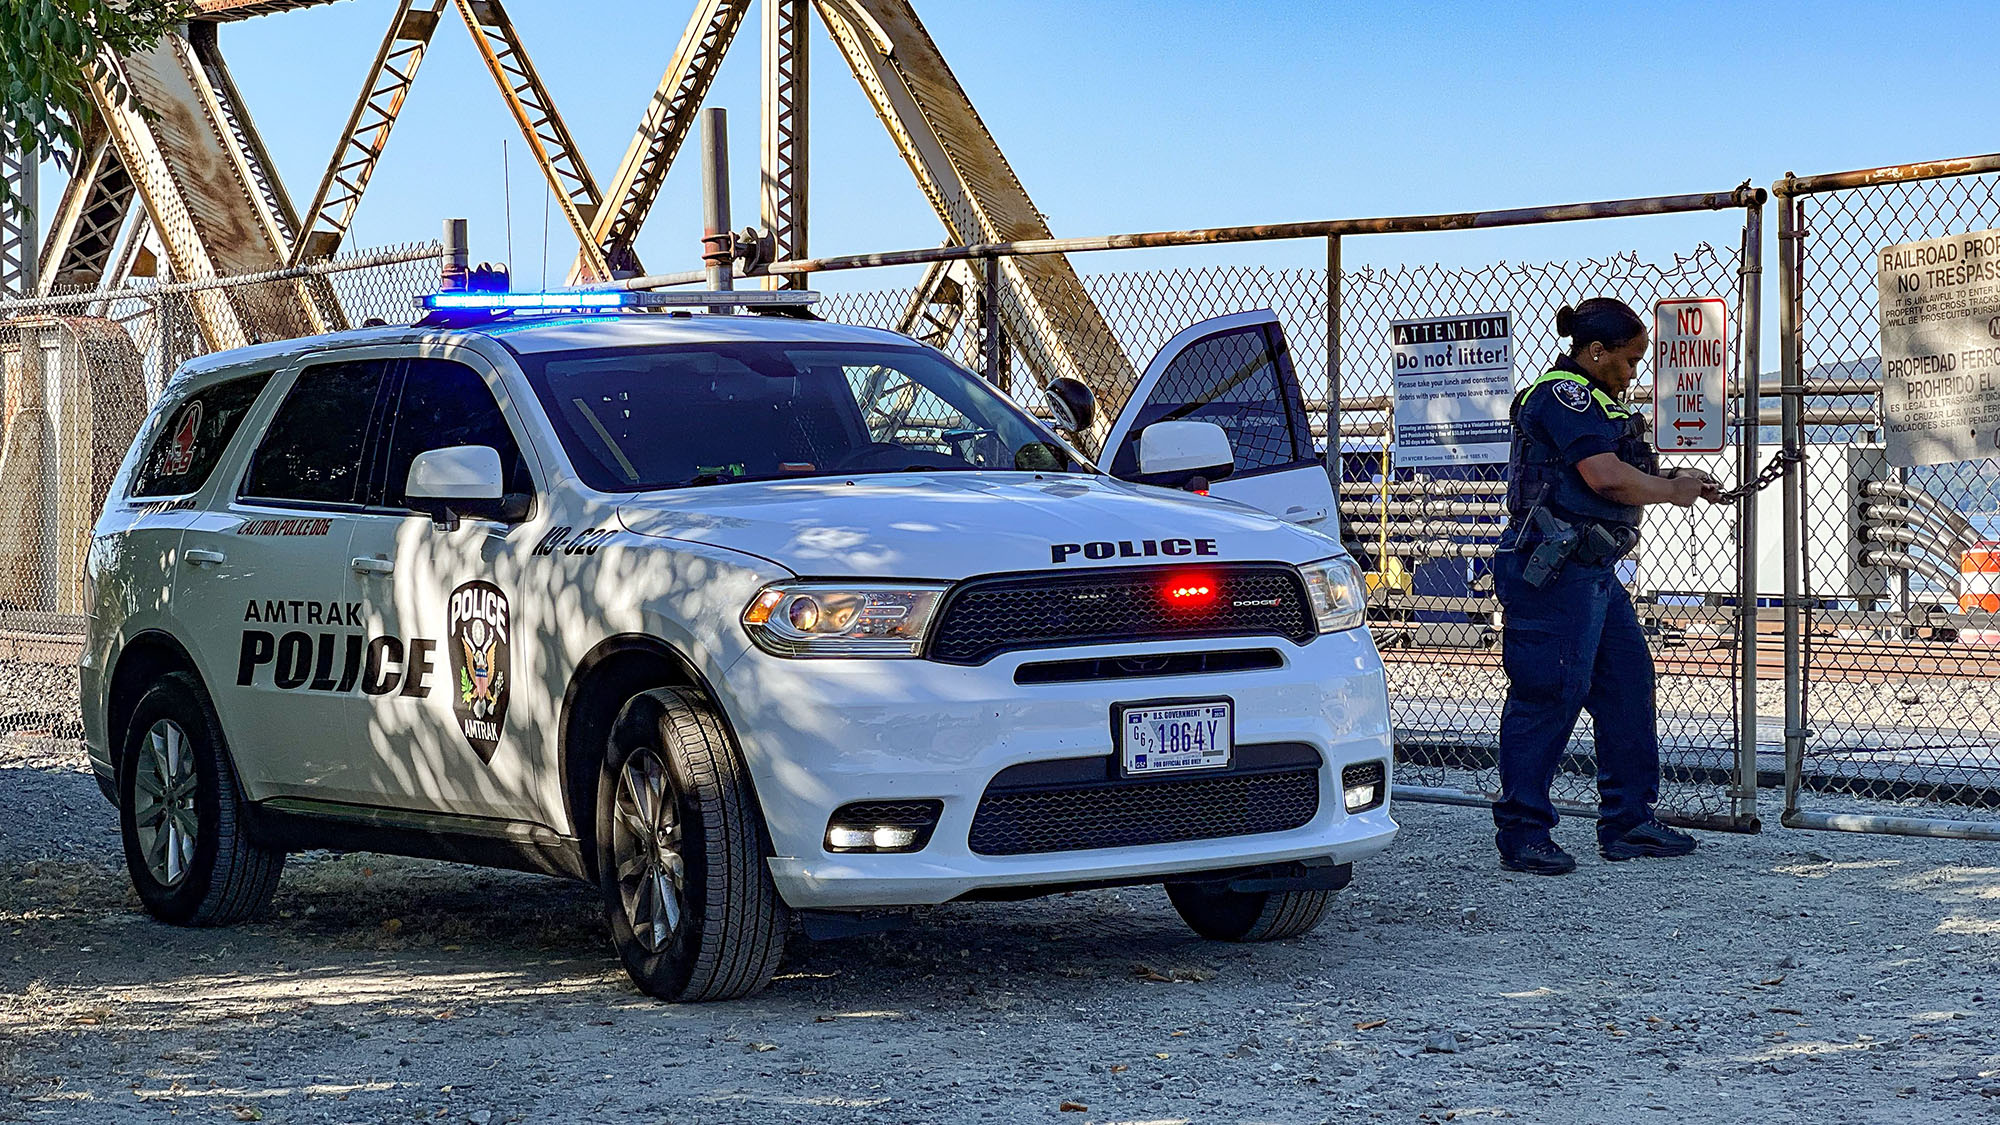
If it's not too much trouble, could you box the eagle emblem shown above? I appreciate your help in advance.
[447,581,511,762]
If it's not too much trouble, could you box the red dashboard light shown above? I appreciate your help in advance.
[1164,575,1217,606]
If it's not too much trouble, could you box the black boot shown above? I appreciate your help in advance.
[1600,819,1697,861]
[1498,837,1577,876]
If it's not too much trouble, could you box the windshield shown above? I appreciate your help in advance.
[516,340,1086,492]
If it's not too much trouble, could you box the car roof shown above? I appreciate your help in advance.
[173,312,923,381]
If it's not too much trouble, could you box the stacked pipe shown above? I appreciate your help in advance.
[1336,476,1507,562]
[1855,478,1974,598]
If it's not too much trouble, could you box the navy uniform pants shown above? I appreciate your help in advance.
[1491,548,1660,850]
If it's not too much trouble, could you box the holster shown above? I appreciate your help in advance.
[1521,508,1578,589]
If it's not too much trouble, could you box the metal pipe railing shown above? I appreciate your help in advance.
[740,186,1767,277]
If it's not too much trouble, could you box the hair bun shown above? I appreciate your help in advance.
[1555,304,1577,337]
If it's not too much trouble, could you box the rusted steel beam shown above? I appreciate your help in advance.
[193,0,341,21]
[812,0,1136,450]
[756,185,1769,275]
[186,21,299,249]
[760,0,808,290]
[585,0,749,281]
[292,1,446,264]
[0,145,35,300]
[1776,153,2000,198]
[455,0,609,279]
[36,123,135,291]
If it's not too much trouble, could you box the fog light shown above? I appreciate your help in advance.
[1341,760,1386,813]
[825,800,943,853]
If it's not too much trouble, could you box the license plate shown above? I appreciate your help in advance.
[1118,700,1233,777]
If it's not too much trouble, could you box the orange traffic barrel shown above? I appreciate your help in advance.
[1961,543,2000,616]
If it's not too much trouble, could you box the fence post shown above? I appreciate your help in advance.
[1326,235,1342,487]
[1734,194,1764,828]
[981,257,1003,387]
[1775,179,1808,825]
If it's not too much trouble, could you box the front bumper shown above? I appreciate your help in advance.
[713,629,1398,909]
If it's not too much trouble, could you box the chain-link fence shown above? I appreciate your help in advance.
[820,193,1767,831]
[1778,162,2000,838]
[0,242,440,761]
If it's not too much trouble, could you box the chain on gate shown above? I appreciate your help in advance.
[1711,448,1804,503]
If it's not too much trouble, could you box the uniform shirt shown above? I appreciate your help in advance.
[1507,354,1648,529]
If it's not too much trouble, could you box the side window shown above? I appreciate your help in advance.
[242,360,393,506]
[130,373,272,497]
[377,358,533,509]
[1109,326,1311,478]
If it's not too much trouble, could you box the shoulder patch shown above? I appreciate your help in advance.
[1550,380,1591,412]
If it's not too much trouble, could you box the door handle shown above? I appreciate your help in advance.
[184,549,226,567]
[350,556,394,576]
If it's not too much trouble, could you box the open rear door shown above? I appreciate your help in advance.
[1102,310,1334,529]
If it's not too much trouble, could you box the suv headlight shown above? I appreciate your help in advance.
[1299,556,1367,634]
[742,583,948,658]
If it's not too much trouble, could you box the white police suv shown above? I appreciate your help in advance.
[82,289,1394,1001]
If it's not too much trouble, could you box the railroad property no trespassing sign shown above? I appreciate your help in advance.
[1653,297,1728,454]
[1876,227,2000,468]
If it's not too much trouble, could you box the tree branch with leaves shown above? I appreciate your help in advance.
[0,0,196,206]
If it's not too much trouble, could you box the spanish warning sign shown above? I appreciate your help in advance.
[1876,227,2000,468]
[1653,297,1728,454]
[1388,312,1513,468]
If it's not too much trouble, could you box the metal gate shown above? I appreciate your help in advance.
[1777,156,2000,840]
[813,187,1768,831]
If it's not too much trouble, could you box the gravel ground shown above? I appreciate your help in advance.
[4,731,1998,1125]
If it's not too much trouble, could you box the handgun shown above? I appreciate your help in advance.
[1522,507,1578,589]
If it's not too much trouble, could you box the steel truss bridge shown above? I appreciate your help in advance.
[0,0,1132,398]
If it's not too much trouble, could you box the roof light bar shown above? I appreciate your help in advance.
[415,289,820,312]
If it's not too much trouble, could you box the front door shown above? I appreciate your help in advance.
[1101,309,1337,531]
[343,353,546,823]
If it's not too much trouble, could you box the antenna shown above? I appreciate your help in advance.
[502,137,513,272]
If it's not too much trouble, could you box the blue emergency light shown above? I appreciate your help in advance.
[415,288,820,314]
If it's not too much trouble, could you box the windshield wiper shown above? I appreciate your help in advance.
[680,473,735,487]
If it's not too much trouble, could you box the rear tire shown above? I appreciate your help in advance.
[1166,883,1333,942]
[117,672,284,926]
[597,687,788,1001]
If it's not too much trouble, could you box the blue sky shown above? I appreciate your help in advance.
[35,1,2000,289]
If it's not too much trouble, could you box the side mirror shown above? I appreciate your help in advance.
[1043,377,1097,435]
[407,446,508,530]
[1137,420,1234,490]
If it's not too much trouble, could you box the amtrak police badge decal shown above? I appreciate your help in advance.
[448,580,511,761]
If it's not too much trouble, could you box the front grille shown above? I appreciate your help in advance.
[929,564,1316,665]
[968,744,1322,856]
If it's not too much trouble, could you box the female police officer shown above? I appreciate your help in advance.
[1493,297,1722,875]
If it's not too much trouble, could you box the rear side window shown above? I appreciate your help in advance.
[1109,325,1312,477]
[376,358,533,508]
[130,373,271,497]
[242,360,393,506]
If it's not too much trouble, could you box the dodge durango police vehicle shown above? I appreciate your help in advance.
[83,287,1395,1001]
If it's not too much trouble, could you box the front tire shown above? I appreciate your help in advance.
[117,672,284,926]
[1166,883,1333,942]
[597,687,788,1001]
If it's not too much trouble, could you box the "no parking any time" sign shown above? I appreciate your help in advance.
[1652,297,1728,454]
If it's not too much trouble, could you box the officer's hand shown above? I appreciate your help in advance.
[1666,472,1706,508]
[1671,467,1727,505]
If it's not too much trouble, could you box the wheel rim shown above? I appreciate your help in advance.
[133,718,198,887]
[610,748,685,953]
